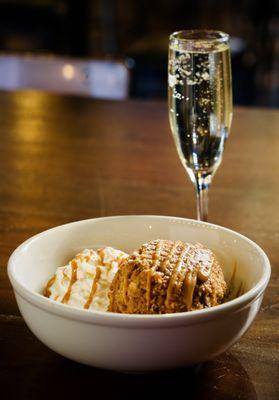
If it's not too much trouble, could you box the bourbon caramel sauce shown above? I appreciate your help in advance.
[84,266,101,309]
[183,269,198,309]
[146,269,152,309]
[43,247,129,313]
[98,248,118,271]
[98,248,106,266]
[164,242,213,311]
[126,240,211,312]
[165,242,191,310]
[44,275,56,297]
[124,239,215,313]
[145,240,163,308]
[236,282,244,298]
[225,262,244,301]
[61,260,78,304]
[122,267,129,304]
[43,242,225,314]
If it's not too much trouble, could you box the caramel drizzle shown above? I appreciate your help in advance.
[84,266,101,309]
[165,243,191,310]
[98,248,118,271]
[61,260,78,304]
[145,269,152,310]
[161,240,180,272]
[98,248,105,265]
[196,247,213,282]
[183,247,214,309]
[197,264,211,281]
[122,265,129,305]
[109,278,116,312]
[227,262,237,299]
[236,281,244,298]
[163,242,215,311]
[183,268,198,309]
[146,240,163,310]
[44,275,56,297]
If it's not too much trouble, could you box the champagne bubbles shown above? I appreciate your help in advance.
[169,50,212,88]
[168,43,232,175]
[168,73,178,88]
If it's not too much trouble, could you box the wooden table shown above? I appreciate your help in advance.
[0,90,278,399]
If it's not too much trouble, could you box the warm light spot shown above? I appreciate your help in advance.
[12,92,49,142]
[62,64,75,80]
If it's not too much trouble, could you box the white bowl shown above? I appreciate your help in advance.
[8,216,270,372]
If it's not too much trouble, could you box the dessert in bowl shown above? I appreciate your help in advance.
[8,216,270,372]
[44,240,227,314]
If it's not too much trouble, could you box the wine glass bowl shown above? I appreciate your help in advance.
[168,30,233,221]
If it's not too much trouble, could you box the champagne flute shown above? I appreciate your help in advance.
[168,30,233,221]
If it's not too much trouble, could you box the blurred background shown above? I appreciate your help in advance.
[0,0,278,106]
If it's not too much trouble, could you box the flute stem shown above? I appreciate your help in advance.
[195,174,211,222]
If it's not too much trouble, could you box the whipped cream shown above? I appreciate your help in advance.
[44,247,128,312]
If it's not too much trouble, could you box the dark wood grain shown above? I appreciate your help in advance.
[0,90,278,399]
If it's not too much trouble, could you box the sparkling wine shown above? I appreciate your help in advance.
[168,40,232,184]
